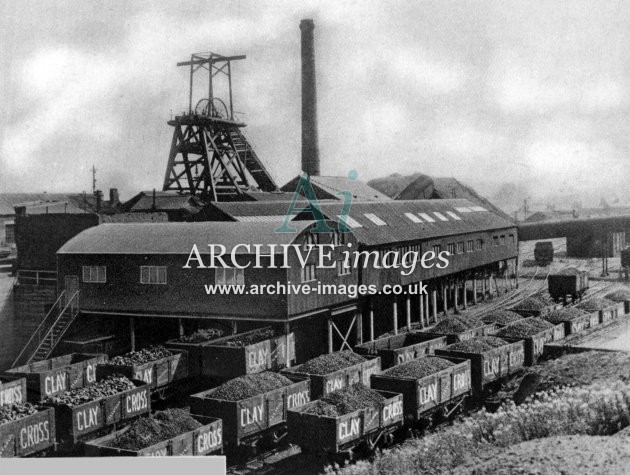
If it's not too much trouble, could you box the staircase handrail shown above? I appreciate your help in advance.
[39,290,80,355]
[11,290,78,368]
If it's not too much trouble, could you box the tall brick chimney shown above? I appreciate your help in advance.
[300,19,320,176]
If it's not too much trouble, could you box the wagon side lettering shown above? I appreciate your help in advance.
[134,369,153,384]
[0,385,23,405]
[484,357,500,376]
[148,447,168,457]
[44,373,67,396]
[240,403,264,427]
[126,390,149,414]
[86,363,97,384]
[453,371,470,392]
[338,417,360,440]
[418,381,438,404]
[76,406,100,431]
[325,376,345,393]
[382,400,403,422]
[19,420,50,449]
[248,347,269,370]
[197,427,222,453]
[287,390,310,409]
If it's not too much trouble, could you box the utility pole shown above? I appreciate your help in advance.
[92,165,97,193]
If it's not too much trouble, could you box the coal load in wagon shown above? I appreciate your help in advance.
[545,308,588,324]
[108,346,173,365]
[44,376,136,406]
[302,384,384,417]
[446,336,508,353]
[176,328,225,344]
[432,317,473,334]
[109,408,202,451]
[482,310,523,325]
[513,295,550,311]
[382,356,455,380]
[0,402,38,424]
[209,372,294,401]
[495,319,548,338]
[576,298,614,313]
[224,328,275,347]
[296,351,366,375]
[604,290,630,302]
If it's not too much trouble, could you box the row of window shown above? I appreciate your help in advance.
[83,265,167,285]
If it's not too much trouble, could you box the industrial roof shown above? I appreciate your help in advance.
[57,221,317,255]
[125,191,205,213]
[281,175,392,202]
[209,199,516,247]
[0,193,91,215]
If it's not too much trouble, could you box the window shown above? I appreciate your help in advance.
[466,240,474,252]
[476,239,484,250]
[432,244,442,255]
[509,234,515,244]
[336,259,351,276]
[470,206,487,212]
[433,212,449,221]
[447,243,456,255]
[400,244,420,265]
[337,215,362,228]
[4,223,14,244]
[83,266,106,283]
[500,235,506,245]
[456,242,464,254]
[140,266,167,284]
[301,264,316,282]
[363,213,387,226]
[419,213,436,223]
[455,207,473,213]
[493,236,500,246]
[404,212,422,223]
[215,267,244,286]
[446,211,462,220]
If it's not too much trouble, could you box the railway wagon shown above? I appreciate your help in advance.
[96,350,187,391]
[165,333,225,376]
[84,415,223,457]
[498,324,565,366]
[554,312,600,336]
[281,355,381,400]
[354,334,447,369]
[435,340,525,396]
[4,353,107,402]
[534,241,554,265]
[0,377,27,406]
[370,357,471,424]
[419,323,496,345]
[0,406,56,457]
[45,379,150,446]
[286,389,403,455]
[622,247,630,269]
[196,328,296,380]
[188,374,309,453]
[548,269,589,303]
[600,303,622,324]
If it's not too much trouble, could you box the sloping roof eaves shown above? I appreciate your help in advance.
[57,221,316,255]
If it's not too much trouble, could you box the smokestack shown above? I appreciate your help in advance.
[300,19,320,176]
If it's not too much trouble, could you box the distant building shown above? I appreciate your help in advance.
[281,175,391,202]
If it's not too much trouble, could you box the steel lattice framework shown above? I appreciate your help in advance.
[162,52,277,200]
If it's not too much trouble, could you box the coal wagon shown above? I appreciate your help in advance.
[4,353,107,402]
[370,356,471,425]
[354,333,447,369]
[548,269,589,303]
[84,414,222,457]
[534,241,554,265]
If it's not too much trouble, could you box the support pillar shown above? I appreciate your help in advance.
[231,321,238,335]
[432,290,438,322]
[129,317,136,352]
[419,282,425,326]
[463,279,468,309]
[328,318,333,354]
[369,302,375,341]
[473,277,478,304]
[515,257,519,289]
[178,318,184,338]
[284,322,292,367]
[356,311,363,345]
[406,295,412,331]
[454,280,459,310]
[393,299,398,335]
[482,276,486,301]
[442,282,448,316]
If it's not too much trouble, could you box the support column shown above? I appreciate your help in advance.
[454,280,459,310]
[419,281,425,326]
[442,282,448,316]
[515,257,519,289]
[463,279,468,309]
[356,311,363,345]
[178,318,184,338]
[393,299,398,335]
[406,295,412,331]
[473,277,478,304]
[328,318,333,354]
[482,275,486,301]
[231,321,238,335]
[130,317,136,352]
[369,302,375,341]
[284,322,292,367]
[432,289,438,322]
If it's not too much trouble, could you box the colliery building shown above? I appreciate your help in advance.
[55,199,517,361]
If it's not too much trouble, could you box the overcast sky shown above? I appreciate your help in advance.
[1,0,629,202]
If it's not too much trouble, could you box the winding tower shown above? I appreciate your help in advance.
[162,52,277,200]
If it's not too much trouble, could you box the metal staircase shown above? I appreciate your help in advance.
[12,290,80,367]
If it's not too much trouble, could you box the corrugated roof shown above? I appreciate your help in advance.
[203,199,516,247]
[58,221,317,255]
[128,192,205,213]
[0,193,87,215]
[281,176,392,202]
